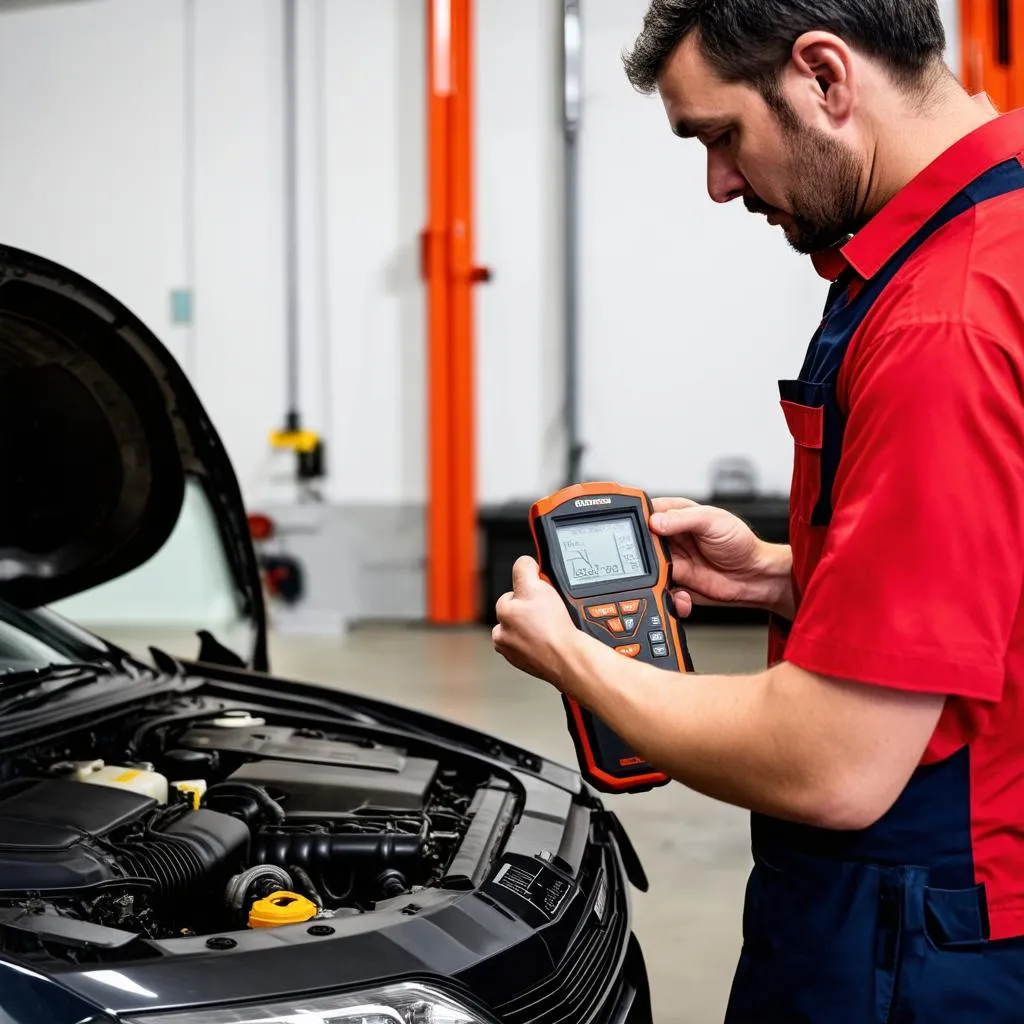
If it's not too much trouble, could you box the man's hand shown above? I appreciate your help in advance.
[650,498,795,619]
[489,545,946,832]
[492,556,590,684]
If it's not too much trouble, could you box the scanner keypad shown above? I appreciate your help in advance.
[586,599,648,641]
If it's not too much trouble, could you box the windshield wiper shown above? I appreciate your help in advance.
[0,662,114,685]
[0,663,119,714]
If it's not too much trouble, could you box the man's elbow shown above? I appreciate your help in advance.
[788,769,905,832]
[758,664,942,831]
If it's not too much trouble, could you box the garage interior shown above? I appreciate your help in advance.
[0,0,1010,1021]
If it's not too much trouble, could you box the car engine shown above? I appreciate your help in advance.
[0,711,504,959]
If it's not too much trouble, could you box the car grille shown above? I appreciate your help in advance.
[494,846,629,1024]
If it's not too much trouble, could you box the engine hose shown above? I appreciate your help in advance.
[203,782,287,828]
[376,869,408,899]
[287,863,324,912]
[318,870,354,908]
[224,864,294,913]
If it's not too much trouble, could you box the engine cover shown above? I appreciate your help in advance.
[178,725,439,815]
[0,779,248,894]
[0,779,153,890]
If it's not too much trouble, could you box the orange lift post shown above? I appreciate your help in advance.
[426,0,454,623]
[961,0,1023,111]
[424,0,488,624]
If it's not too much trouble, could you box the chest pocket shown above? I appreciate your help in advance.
[779,379,841,528]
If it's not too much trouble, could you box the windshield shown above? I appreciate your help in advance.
[0,618,73,674]
[0,599,105,676]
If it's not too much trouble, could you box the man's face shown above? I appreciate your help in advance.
[658,34,863,255]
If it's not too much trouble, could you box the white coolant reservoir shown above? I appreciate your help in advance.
[75,761,169,804]
[210,711,266,729]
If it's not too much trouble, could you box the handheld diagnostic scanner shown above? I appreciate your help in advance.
[529,482,693,794]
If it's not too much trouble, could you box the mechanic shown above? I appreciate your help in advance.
[492,1,1024,1020]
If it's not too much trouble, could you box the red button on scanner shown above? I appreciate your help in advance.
[616,644,641,658]
[607,618,625,634]
[587,604,618,621]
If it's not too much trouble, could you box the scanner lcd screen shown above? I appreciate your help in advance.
[555,517,646,588]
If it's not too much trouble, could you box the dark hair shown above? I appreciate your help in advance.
[623,0,947,103]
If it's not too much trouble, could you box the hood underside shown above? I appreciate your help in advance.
[0,245,267,666]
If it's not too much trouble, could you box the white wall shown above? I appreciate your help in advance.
[475,0,565,499]
[0,0,189,367]
[572,0,960,496]
[577,1,820,496]
[0,0,967,511]
[318,0,427,505]
[941,0,960,76]
[190,0,290,506]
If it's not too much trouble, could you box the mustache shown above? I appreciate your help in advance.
[744,194,777,216]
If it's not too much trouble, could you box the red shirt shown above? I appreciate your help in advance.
[782,108,1024,939]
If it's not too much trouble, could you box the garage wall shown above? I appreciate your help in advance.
[0,0,190,368]
[0,0,967,505]
[578,0,817,497]
[317,0,428,505]
[573,0,962,496]
[189,0,291,508]
[941,0,960,76]
[296,0,563,506]
[0,0,967,626]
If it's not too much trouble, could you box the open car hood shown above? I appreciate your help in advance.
[0,245,268,669]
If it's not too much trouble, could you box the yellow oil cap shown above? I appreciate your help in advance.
[248,891,318,928]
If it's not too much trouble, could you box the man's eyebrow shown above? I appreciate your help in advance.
[673,117,726,138]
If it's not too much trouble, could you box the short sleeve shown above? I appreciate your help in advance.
[785,321,1024,701]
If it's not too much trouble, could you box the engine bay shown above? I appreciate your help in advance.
[0,705,518,963]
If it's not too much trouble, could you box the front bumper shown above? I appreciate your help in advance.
[483,826,649,1024]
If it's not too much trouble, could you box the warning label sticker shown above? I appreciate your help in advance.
[491,859,572,920]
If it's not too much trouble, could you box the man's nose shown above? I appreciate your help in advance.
[707,153,746,204]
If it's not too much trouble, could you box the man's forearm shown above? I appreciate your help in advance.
[753,541,795,619]
[562,640,823,822]
[556,633,915,830]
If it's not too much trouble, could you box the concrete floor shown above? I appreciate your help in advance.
[111,622,767,1024]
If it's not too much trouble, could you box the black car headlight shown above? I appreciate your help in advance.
[126,982,497,1024]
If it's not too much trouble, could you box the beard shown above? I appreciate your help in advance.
[745,122,862,256]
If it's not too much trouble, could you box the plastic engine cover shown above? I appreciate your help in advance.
[179,725,439,815]
[0,779,248,894]
[0,779,155,890]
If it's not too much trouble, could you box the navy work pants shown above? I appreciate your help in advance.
[724,847,1024,1023]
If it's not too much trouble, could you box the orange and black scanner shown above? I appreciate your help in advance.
[529,482,694,794]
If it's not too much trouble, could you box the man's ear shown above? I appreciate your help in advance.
[788,30,856,123]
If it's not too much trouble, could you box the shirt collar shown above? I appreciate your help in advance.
[810,247,850,282]
[810,102,1024,283]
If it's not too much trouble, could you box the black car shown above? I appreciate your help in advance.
[0,246,654,1024]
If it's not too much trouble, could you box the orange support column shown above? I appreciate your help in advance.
[961,0,1019,111]
[450,0,480,622]
[425,0,485,623]
[426,0,455,622]
[1012,0,1024,109]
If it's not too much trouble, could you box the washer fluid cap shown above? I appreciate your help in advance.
[211,711,266,729]
[248,891,318,928]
